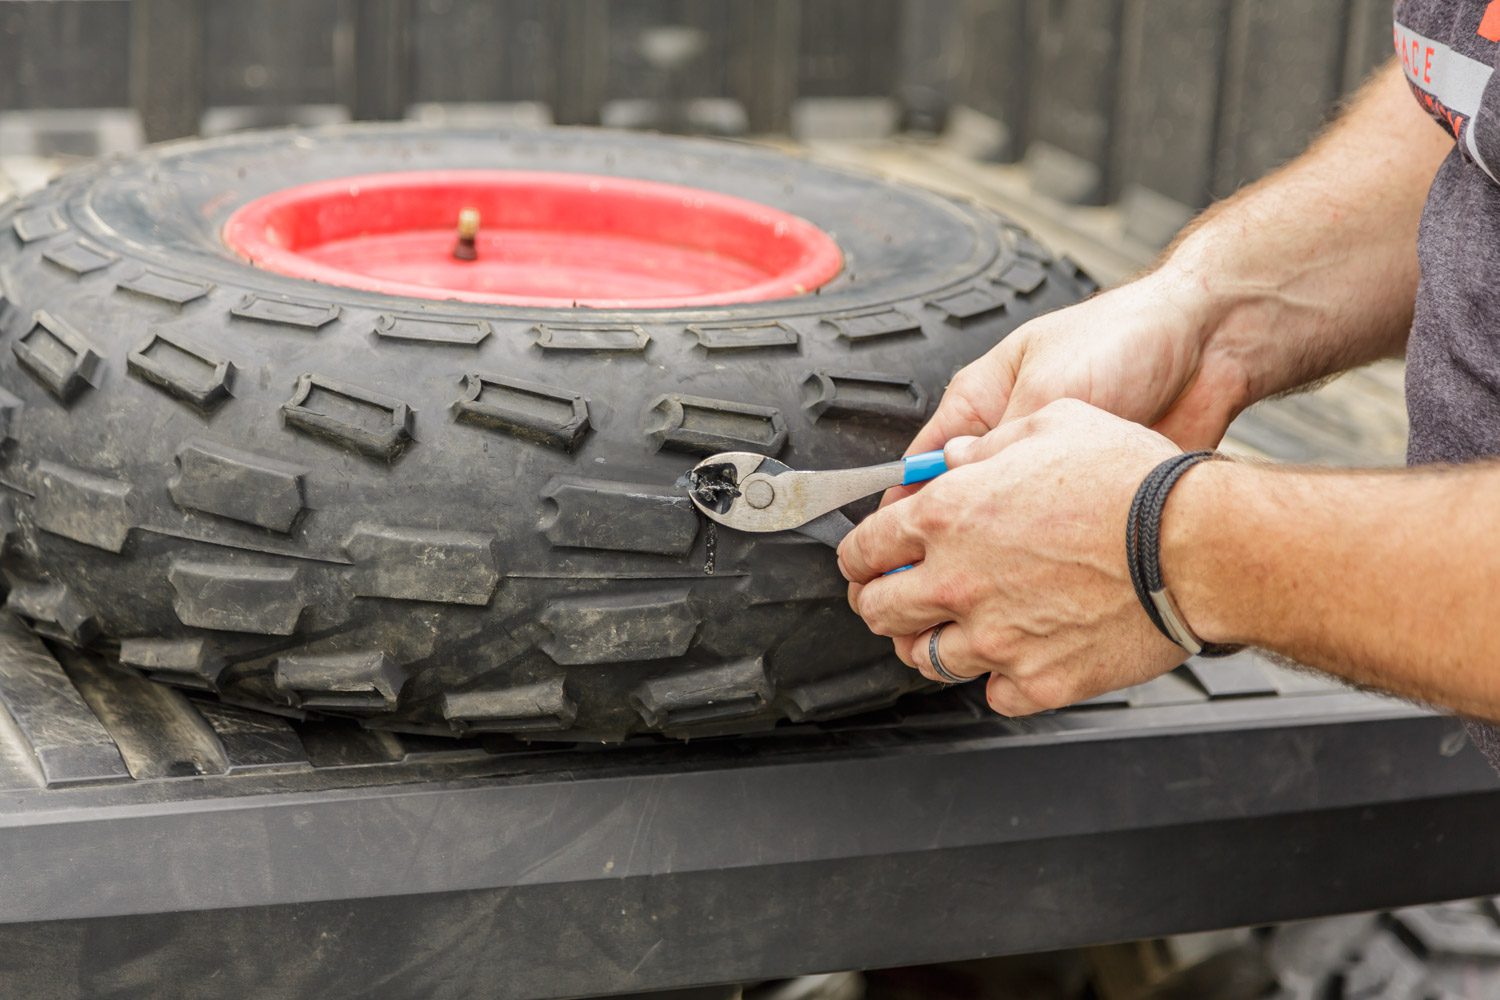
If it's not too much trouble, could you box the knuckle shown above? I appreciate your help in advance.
[947,367,978,395]
[971,628,1012,666]
[848,526,880,575]
[1045,397,1089,423]
[1008,655,1044,682]
[920,475,958,509]
[932,576,970,614]
[859,595,902,637]
[1036,398,1069,421]
[911,495,948,536]
[1015,672,1072,712]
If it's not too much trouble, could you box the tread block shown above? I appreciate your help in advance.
[1063,255,1100,295]
[533,323,649,352]
[540,589,697,664]
[231,293,340,330]
[33,461,133,553]
[117,268,213,306]
[345,523,499,605]
[632,657,771,728]
[688,321,800,351]
[282,374,414,460]
[441,678,578,734]
[127,331,235,410]
[1338,933,1426,999]
[295,724,405,765]
[15,311,102,404]
[119,637,226,688]
[646,393,787,456]
[273,651,403,712]
[0,386,23,443]
[453,372,590,452]
[42,238,118,276]
[824,307,922,344]
[167,561,304,635]
[927,284,1011,322]
[540,476,699,556]
[375,313,491,346]
[1010,228,1054,263]
[4,582,96,646]
[992,258,1049,296]
[785,661,910,721]
[169,439,306,533]
[0,497,14,550]
[12,207,65,243]
[194,701,309,772]
[803,370,928,423]
[0,615,129,787]
[1392,901,1500,958]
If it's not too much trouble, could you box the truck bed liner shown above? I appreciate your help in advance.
[1,614,1498,998]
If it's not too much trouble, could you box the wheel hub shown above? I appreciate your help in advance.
[222,169,844,309]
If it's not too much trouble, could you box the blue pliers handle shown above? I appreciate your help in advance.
[899,450,949,486]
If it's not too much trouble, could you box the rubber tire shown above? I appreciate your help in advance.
[0,125,1094,740]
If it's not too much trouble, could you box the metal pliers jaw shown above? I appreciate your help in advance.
[686,449,948,549]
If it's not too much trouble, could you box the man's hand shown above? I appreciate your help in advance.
[878,267,1253,511]
[914,270,1248,452]
[839,399,1189,716]
[844,396,1500,722]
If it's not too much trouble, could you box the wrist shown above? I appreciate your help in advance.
[1157,458,1264,646]
[1154,233,1290,412]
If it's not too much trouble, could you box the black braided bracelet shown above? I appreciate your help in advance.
[1125,451,1244,658]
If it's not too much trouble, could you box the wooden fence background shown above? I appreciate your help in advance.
[1,0,1397,245]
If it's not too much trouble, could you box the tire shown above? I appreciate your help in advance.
[0,125,1094,740]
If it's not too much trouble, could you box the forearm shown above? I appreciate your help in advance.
[1158,62,1452,408]
[1168,460,1500,717]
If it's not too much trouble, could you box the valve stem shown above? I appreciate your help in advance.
[452,207,480,261]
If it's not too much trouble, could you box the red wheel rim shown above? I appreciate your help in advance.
[222,170,844,309]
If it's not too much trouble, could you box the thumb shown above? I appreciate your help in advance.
[942,435,982,466]
[943,418,1036,468]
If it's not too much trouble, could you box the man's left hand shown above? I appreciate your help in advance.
[837,399,1192,716]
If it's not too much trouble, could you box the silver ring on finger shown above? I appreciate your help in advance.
[928,623,966,685]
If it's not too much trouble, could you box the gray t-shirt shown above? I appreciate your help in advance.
[1396,0,1500,766]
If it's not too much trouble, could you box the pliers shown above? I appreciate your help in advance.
[686,450,948,548]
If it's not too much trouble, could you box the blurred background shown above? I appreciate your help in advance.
[0,0,1410,467]
[2,0,1394,247]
